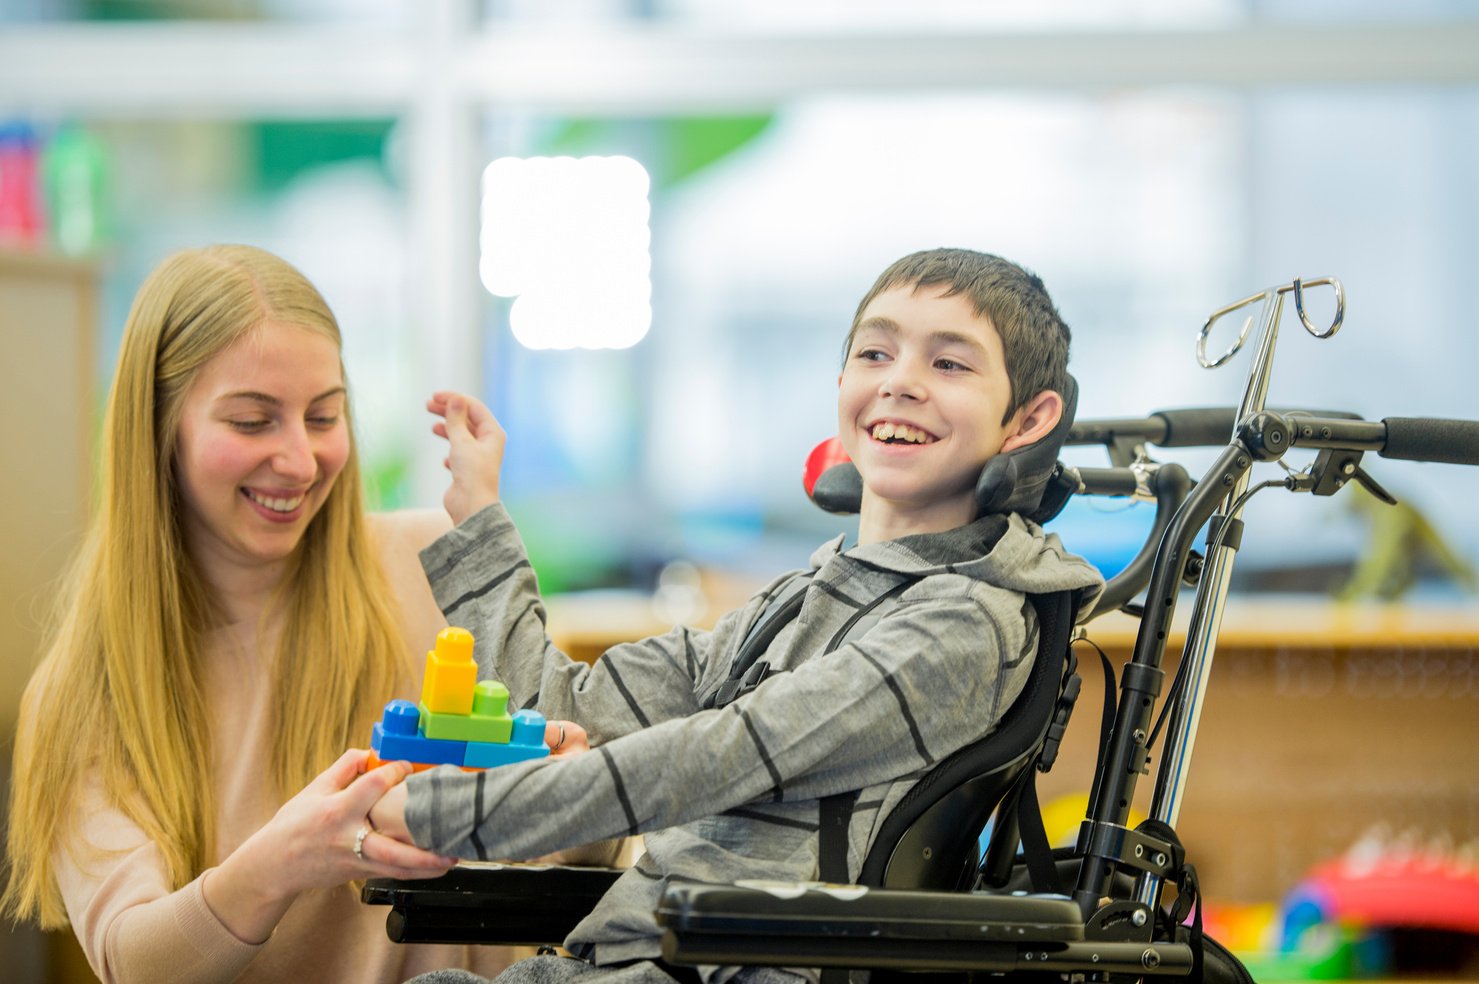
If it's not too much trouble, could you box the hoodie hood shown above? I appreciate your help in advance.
[811,512,1105,614]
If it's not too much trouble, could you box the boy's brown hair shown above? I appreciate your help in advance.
[844,248,1072,424]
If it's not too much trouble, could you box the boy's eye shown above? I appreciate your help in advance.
[935,357,968,372]
[855,348,889,362]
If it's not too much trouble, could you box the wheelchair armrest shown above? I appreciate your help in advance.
[361,863,622,945]
[655,881,1192,976]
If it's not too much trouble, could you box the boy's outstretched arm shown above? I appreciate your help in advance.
[368,719,589,844]
[427,390,505,526]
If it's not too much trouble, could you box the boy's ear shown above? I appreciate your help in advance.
[999,390,1063,454]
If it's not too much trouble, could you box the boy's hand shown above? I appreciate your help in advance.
[368,780,417,846]
[545,719,590,758]
[428,390,506,525]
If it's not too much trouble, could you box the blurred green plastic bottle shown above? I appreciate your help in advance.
[42,123,112,256]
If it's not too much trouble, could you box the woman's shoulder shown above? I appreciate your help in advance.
[366,509,453,565]
[366,510,454,657]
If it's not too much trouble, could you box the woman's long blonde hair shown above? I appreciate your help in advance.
[4,244,404,927]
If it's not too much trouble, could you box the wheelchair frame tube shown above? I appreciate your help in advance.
[1071,444,1250,917]
[1137,291,1292,911]
[1078,290,1288,918]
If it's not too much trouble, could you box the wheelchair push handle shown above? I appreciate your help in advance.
[1377,416,1479,466]
[1234,411,1479,467]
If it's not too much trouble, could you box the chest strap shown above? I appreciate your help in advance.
[705,575,917,711]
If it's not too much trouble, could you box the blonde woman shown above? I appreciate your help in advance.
[3,245,541,983]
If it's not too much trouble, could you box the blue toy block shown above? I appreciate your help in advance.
[372,699,466,766]
[510,708,546,745]
[463,709,550,769]
[377,699,421,737]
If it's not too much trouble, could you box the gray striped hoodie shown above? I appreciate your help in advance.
[406,502,1103,972]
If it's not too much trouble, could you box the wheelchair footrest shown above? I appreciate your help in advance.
[656,881,1193,975]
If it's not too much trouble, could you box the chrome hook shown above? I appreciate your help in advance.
[1195,275,1345,425]
[1197,291,1265,369]
[1291,276,1344,339]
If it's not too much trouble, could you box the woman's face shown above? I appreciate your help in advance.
[173,319,350,580]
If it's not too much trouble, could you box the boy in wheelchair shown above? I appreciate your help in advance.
[368,248,1105,984]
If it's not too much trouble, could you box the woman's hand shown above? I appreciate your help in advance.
[202,749,456,945]
[427,391,506,526]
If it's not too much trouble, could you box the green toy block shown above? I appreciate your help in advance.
[420,679,513,742]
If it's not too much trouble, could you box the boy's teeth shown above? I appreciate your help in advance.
[871,422,932,444]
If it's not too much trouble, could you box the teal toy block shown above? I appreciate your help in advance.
[371,699,467,766]
[420,679,514,742]
[463,708,550,768]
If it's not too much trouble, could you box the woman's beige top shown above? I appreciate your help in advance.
[55,511,515,983]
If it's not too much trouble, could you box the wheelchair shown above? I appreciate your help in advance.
[365,276,1479,982]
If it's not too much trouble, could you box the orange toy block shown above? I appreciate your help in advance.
[421,626,478,715]
[366,749,435,774]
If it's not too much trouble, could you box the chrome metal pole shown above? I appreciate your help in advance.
[1132,290,1286,908]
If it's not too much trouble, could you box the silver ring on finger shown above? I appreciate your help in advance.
[553,723,566,751]
[353,822,373,861]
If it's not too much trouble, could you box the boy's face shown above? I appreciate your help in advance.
[838,283,1026,540]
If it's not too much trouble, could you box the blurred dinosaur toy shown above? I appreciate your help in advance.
[1337,484,1478,601]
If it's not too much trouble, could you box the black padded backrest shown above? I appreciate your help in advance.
[856,589,1078,891]
[810,375,1080,526]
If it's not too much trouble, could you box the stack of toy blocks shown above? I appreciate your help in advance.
[368,626,550,772]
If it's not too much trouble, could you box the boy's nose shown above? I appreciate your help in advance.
[879,361,926,400]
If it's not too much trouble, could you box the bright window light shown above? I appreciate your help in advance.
[480,155,652,350]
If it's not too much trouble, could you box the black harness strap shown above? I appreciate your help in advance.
[818,790,861,884]
[707,574,920,876]
[1012,633,1113,900]
[702,574,811,710]
[705,574,915,712]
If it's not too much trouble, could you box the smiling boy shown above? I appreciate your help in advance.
[372,248,1104,984]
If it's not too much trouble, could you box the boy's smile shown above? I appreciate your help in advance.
[838,283,1028,543]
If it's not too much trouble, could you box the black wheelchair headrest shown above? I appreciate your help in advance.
[805,375,1079,526]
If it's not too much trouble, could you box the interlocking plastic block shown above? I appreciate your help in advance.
[463,708,551,769]
[421,679,514,742]
[371,698,467,766]
[421,626,478,715]
[366,748,436,773]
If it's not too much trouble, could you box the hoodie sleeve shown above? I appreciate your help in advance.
[403,570,1034,862]
[417,502,786,743]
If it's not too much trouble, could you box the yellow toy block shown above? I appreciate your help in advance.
[421,626,477,715]
[421,679,514,743]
